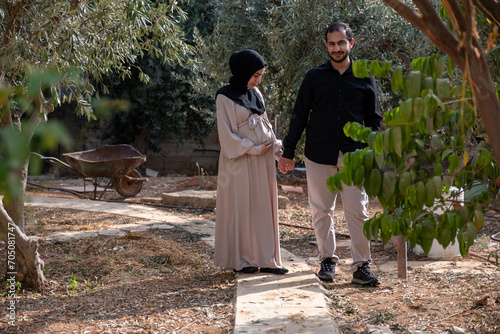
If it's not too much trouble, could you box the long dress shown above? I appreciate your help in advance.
[214,91,282,271]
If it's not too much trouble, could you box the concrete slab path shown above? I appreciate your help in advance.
[26,196,340,333]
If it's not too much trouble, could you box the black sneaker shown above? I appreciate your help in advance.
[317,258,336,282]
[352,261,380,286]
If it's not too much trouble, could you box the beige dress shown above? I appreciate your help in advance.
[214,91,282,271]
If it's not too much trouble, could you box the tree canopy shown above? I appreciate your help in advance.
[0,0,192,290]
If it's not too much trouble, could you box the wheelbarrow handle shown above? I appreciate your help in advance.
[30,152,85,177]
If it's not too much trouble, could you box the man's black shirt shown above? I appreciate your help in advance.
[282,58,382,165]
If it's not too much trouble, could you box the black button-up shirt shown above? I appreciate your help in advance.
[282,58,382,165]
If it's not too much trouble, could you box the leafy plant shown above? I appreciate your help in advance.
[327,56,499,257]
[43,267,52,278]
[487,251,499,265]
[68,275,78,292]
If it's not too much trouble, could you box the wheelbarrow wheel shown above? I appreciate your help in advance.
[113,169,143,197]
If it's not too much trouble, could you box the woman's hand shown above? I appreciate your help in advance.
[259,141,273,155]
[278,157,295,174]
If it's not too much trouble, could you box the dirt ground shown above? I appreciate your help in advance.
[1,173,499,333]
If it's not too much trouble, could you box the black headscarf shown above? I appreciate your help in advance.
[216,49,266,115]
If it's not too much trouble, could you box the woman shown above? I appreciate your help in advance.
[214,50,287,275]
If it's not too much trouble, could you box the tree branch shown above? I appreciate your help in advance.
[22,91,53,142]
[2,0,23,47]
[472,0,500,28]
[383,0,466,69]
[70,0,81,11]
[441,0,469,34]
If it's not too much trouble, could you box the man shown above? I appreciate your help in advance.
[278,22,382,286]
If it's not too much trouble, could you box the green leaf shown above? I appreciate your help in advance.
[413,97,425,121]
[391,127,402,156]
[438,224,453,248]
[419,235,433,255]
[430,134,443,149]
[436,78,451,98]
[363,149,374,170]
[474,208,484,230]
[421,76,434,94]
[405,71,421,99]
[382,171,396,202]
[447,57,455,78]
[383,129,393,153]
[374,133,384,155]
[401,98,413,122]
[464,222,477,248]
[370,169,382,196]
[392,66,404,94]
[327,175,337,193]
[399,171,411,194]
[448,153,460,173]
[368,132,377,148]
[434,163,443,176]
[432,175,442,197]
[353,165,365,188]
[416,181,426,209]
[425,179,436,207]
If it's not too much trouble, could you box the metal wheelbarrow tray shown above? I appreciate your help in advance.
[63,144,146,178]
[32,145,147,199]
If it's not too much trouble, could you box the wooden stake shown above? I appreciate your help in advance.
[397,233,407,279]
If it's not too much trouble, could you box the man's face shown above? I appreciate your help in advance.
[247,68,265,89]
[325,30,354,63]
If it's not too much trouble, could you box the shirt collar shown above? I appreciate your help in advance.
[325,56,353,74]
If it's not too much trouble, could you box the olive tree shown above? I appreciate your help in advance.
[0,0,191,291]
[99,0,218,152]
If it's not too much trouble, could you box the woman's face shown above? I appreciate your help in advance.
[247,68,265,89]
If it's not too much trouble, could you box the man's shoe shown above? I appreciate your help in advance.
[352,261,380,286]
[317,258,336,282]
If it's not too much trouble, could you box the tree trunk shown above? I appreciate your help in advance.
[3,162,28,233]
[0,90,49,291]
[0,201,46,291]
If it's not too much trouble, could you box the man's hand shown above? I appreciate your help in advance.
[278,157,295,174]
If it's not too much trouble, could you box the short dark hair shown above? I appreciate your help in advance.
[324,22,353,42]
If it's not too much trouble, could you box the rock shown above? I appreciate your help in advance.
[162,190,289,209]
[364,325,393,333]
[451,326,467,334]
[140,197,162,204]
[162,190,217,209]
[278,195,288,209]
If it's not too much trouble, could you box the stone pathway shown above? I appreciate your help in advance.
[26,196,340,333]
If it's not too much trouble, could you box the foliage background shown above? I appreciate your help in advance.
[96,0,218,152]
[193,0,438,148]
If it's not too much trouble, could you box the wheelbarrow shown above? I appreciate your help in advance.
[31,144,147,199]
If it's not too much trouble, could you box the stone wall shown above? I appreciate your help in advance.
[41,106,221,177]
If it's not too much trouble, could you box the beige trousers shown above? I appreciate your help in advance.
[304,156,371,272]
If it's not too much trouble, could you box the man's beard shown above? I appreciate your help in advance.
[329,51,349,63]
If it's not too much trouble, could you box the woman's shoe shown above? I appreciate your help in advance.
[260,267,289,275]
[236,266,259,273]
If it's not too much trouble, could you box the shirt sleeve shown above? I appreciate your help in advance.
[363,76,383,131]
[216,94,262,160]
[282,71,313,159]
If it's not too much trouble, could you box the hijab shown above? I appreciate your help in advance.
[216,49,266,115]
